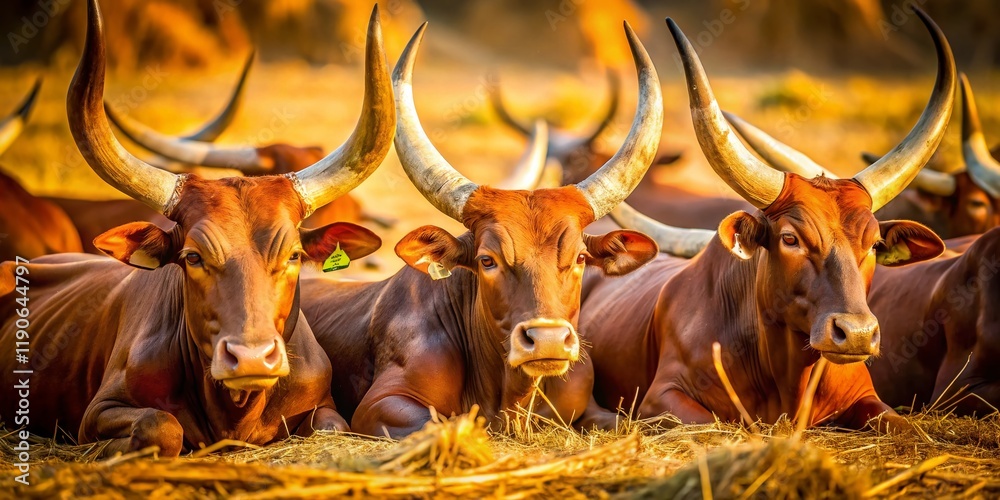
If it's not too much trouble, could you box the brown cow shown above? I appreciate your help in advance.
[299,21,661,438]
[866,75,1000,416]
[0,80,84,261]
[571,11,951,431]
[489,69,751,230]
[0,0,393,456]
[725,77,1000,240]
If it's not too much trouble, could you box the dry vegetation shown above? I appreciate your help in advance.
[2,407,999,498]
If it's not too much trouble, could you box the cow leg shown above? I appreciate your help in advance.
[293,406,350,435]
[639,386,714,425]
[574,395,624,431]
[351,394,434,438]
[82,404,185,457]
[838,396,912,433]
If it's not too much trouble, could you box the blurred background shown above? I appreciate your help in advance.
[0,0,998,275]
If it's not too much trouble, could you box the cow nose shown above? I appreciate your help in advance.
[225,340,282,373]
[212,338,289,390]
[812,313,880,363]
[508,321,581,377]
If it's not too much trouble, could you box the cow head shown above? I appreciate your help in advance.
[622,11,952,365]
[68,0,393,396]
[391,23,660,378]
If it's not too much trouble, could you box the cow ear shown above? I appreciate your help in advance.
[395,226,473,279]
[300,222,381,263]
[876,220,945,266]
[94,222,174,270]
[718,211,765,260]
[584,230,658,276]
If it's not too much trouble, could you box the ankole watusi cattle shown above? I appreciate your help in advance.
[489,68,752,230]
[864,75,1000,416]
[569,10,952,431]
[0,0,394,457]
[725,74,1000,241]
[0,79,84,261]
[299,21,662,438]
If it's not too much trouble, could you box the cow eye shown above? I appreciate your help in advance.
[289,251,302,262]
[780,234,798,247]
[576,253,587,265]
[969,199,988,209]
[184,253,203,266]
[479,256,497,269]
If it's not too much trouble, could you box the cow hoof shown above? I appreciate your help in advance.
[130,410,184,457]
[307,407,351,434]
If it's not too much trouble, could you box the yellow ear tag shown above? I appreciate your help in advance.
[322,243,351,272]
[427,261,452,280]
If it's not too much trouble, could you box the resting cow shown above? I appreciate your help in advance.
[300,21,661,438]
[571,11,952,430]
[0,81,84,261]
[0,0,393,456]
[866,75,1000,415]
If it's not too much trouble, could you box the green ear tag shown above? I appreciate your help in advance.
[322,243,351,272]
[427,261,452,280]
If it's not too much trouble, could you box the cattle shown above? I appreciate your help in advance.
[724,76,1000,240]
[299,21,662,438]
[489,68,751,230]
[866,74,1000,416]
[0,0,394,457]
[0,80,84,261]
[569,10,953,431]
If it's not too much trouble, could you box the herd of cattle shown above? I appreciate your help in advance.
[1,0,999,457]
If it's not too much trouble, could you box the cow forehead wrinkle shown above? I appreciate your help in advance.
[186,219,239,264]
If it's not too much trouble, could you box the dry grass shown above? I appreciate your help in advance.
[2,407,999,499]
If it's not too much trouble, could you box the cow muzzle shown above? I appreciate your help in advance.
[210,337,290,391]
[810,313,880,364]
[508,319,580,377]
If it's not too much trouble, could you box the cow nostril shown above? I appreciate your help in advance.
[264,340,281,368]
[870,329,881,349]
[563,330,575,348]
[222,341,239,368]
[523,329,537,346]
[831,324,847,344]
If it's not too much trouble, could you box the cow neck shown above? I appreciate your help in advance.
[684,238,819,418]
[442,271,536,423]
[178,278,303,443]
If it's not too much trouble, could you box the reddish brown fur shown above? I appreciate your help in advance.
[0,171,82,261]
[301,186,657,438]
[568,174,944,430]
[0,175,381,456]
[877,171,999,239]
[868,226,1000,415]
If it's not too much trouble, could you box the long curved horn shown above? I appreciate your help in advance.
[610,202,714,258]
[105,106,266,172]
[489,68,620,148]
[853,7,956,211]
[68,0,182,215]
[290,5,395,215]
[392,23,478,221]
[960,73,1000,198]
[859,151,955,196]
[495,120,549,190]
[0,78,41,156]
[574,22,662,220]
[104,51,259,170]
[184,50,254,142]
[666,18,784,209]
[723,111,835,178]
